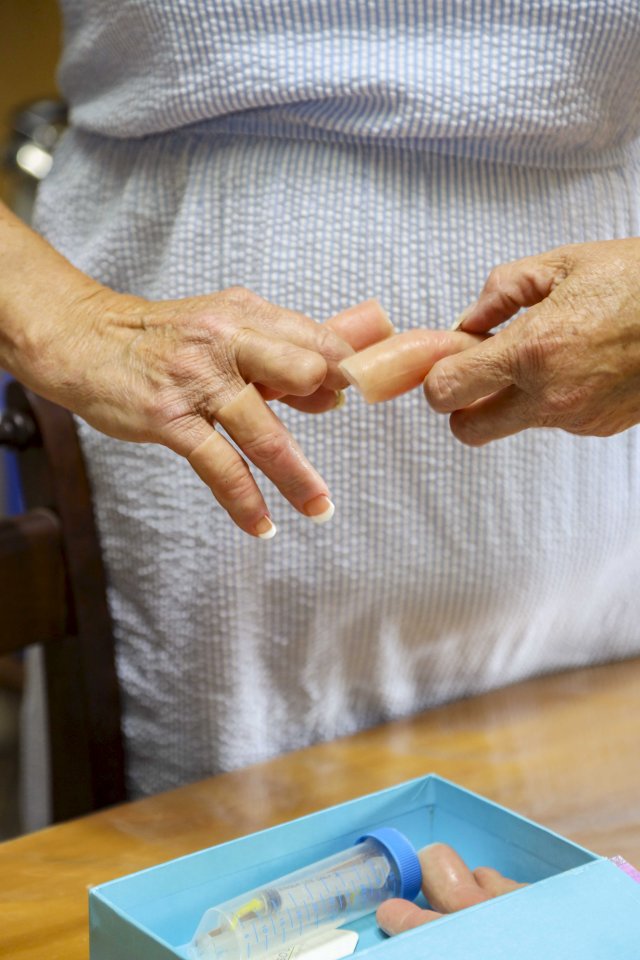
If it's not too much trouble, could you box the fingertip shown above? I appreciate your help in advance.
[327,299,395,351]
[473,866,527,896]
[450,301,479,332]
[457,314,497,334]
[254,516,277,540]
[423,361,455,413]
[303,494,335,523]
[376,901,399,937]
[449,410,490,447]
[377,899,441,936]
[287,349,328,395]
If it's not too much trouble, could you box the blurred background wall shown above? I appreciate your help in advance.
[0,0,62,202]
[0,0,62,840]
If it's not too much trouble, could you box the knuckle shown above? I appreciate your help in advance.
[165,350,204,383]
[228,324,252,357]
[424,363,461,411]
[291,351,327,389]
[218,457,258,503]
[511,339,546,383]
[538,384,589,426]
[510,327,558,383]
[143,391,187,432]
[483,265,508,295]
[242,430,290,467]
[544,252,572,290]
[224,285,262,307]
[313,323,345,361]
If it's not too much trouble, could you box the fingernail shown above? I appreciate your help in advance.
[304,495,335,524]
[450,301,478,331]
[334,390,346,410]
[255,516,277,539]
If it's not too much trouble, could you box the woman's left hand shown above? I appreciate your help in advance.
[424,238,640,444]
[376,843,525,936]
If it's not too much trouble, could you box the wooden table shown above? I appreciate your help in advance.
[2,658,639,959]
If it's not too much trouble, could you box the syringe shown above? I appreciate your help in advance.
[189,828,422,960]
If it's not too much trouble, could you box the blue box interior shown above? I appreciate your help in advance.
[90,775,603,959]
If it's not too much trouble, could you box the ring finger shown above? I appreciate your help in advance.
[187,427,276,539]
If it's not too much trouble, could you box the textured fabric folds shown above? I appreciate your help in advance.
[58,1,640,166]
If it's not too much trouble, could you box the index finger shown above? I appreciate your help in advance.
[424,335,515,413]
[264,299,395,411]
[244,298,355,391]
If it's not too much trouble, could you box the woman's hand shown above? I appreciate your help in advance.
[424,238,640,444]
[54,289,394,538]
[376,843,524,936]
[0,202,392,538]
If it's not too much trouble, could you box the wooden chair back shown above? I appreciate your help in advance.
[0,381,126,822]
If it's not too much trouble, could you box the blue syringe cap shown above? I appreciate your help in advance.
[358,827,422,902]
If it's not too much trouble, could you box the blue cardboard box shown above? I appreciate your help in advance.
[89,775,640,959]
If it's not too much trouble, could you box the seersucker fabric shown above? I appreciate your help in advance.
[35,0,640,796]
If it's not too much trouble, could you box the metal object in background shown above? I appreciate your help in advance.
[2,98,67,225]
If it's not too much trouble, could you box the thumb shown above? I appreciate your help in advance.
[454,250,571,334]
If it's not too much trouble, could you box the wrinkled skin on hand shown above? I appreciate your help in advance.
[30,283,391,537]
[425,238,640,445]
[377,843,525,936]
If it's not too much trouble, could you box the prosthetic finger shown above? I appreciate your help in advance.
[261,300,393,408]
[252,304,355,390]
[326,299,394,351]
[187,428,276,539]
[419,843,491,914]
[339,329,484,403]
[376,899,443,936]
[473,866,526,898]
[216,384,334,522]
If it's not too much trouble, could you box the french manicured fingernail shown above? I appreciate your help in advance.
[304,495,335,524]
[334,390,346,409]
[255,517,277,539]
[450,301,478,331]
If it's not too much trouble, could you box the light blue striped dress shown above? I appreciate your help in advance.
[37,1,640,796]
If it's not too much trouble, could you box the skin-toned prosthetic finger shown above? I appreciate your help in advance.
[419,843,491,914]
[325,299,395,351]
[472,866,527,898]
[264,300,395,413]
[187,428,276,539]
[376,844,525,936]
[216,383,334,522]
[339,329,484,404]
[376,900,444,936]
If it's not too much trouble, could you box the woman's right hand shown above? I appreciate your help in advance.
[0,202,391,538]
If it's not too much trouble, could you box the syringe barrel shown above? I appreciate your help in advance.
[190,830,421,960]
